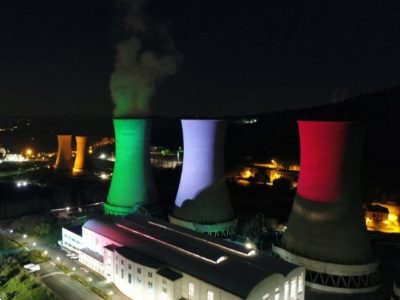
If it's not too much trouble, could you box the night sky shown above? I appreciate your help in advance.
[1,0,399,117]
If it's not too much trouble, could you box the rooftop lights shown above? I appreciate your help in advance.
[148,221,256,257]
[116,223,229,264]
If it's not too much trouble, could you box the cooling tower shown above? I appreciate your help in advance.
[273,121,380,294]
[169,119,236,237]
[104,119,157,216]
[73,136,87,174]
[54,135,73,171]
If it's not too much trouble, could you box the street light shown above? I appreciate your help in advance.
[23,234,27,239]
[32,242,36,247]
[9,229,13,234]
[72,267,76,271]
[43,250,48,255]
[87,277,93,282]
[56,256,60,261]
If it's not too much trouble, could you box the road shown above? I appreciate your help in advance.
[0,227,128,300]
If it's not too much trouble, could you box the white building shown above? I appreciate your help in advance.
[61,225,82,253]
[63,214,305,300]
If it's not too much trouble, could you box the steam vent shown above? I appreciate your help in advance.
[104,119,157,216]
[169,119,236,237]
[54,135,73,171]
[73,136,87,174]
[273,121,381,294]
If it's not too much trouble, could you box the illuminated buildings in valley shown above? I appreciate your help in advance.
[365,202,400,234]
[150,146,182,169]
[62,214,305,300]
[273,121,381,294]
[235,159,299,188]
[170,120,236,237]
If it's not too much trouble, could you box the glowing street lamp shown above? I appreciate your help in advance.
[23,234,27,239]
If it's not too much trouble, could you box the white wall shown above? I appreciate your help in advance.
[62,227,82,253]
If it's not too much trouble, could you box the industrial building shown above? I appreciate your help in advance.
[62,214,305,300]
[273,121,381,294]
[170,120,236,237]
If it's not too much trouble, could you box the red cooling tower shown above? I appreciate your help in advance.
[273,121,380,294]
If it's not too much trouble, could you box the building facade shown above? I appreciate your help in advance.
[63,214,305,300]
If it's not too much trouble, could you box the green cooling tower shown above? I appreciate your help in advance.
[104,119,157,215]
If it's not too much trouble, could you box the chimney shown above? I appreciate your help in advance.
[73,136,87,174]
[169,119,236,237]
[273,121,380,293]
[55,135,73,171]
[104,119,157,216]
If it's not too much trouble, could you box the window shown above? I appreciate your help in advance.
[148,271,152,278]
[284,281,289,299]
[121,259,124,265]
[137,268,141,274]
[162,287,167,293]
[207,290,214,300]
[121,269,124,279]
[162,279,167,284]
[274,288,280,300]
[148,282,153,289]
[137,278,141,284]
[128,273,132,284]
[128,264,132,270]
[116,265,118,274]
[298,274,304,294]
[262,293,270,300]
[188,282,195,300]
[290,278,297,299]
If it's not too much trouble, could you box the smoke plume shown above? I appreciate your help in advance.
[110,0,178,117]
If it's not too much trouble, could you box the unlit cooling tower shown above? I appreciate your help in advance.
[104,119,157,216]
[169,120,236,237]
[273,121,380,294]
[55,135,73,171]
[73,136,87,174]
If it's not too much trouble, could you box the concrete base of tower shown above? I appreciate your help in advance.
[72,168,84,175]
[103,202,134,216]
[272,244,381,294]
[168,214,237,238]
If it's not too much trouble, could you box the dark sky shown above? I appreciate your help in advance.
[1,0,399,117]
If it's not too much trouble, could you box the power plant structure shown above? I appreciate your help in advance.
[104,119,157,216]
[169,119,236,237]
[72,136,87,174]
[272,121,381,294]
[54,135,73,171]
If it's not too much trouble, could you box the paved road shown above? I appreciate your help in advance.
[39,261,101,300]
[0,227,128,300]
